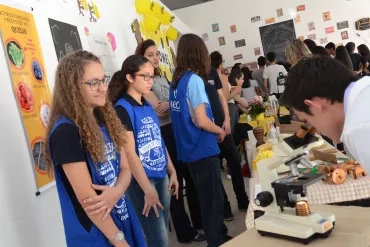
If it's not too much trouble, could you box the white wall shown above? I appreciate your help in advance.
[0,0,190,246]
[174,0,370,67]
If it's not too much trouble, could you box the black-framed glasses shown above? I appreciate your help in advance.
[136,74,155,81]
[81,75,110,91]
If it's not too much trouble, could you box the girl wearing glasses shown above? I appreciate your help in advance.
[108,55,179,247]
[135,39,205,244]
[44,51,146,247]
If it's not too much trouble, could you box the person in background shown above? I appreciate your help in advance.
[252,56,268,95]
[135,39,205,244]
[241,67,259,102]
[208,51,249,220]
[45,51,146,247]
[357,44,370,76]
[285,39,312,67]
[345,42,362,73]
[232,63,242,71]
[315,46,331,57]
[169,33,232,247]
[335,45,354,72]
[108,55,179,247]
[279,56,370,173]
[325,42,336,57]
[263,51,288,98]
[304,39,318,54]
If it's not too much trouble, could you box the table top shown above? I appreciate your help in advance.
[244,138,370,229]
[239,107,289,127]
[223,205,370,247]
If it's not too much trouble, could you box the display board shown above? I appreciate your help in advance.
[259,20,296,62]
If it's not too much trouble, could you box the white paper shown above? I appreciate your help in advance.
[254,184,262,199]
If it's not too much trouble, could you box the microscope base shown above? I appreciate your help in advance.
[255,209,335,245]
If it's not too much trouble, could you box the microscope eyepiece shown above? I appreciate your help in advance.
[255,191,274,207]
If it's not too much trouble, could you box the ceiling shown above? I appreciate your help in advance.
[161,0,214,10]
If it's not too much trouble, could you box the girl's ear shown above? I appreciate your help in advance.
[126,74,134,83]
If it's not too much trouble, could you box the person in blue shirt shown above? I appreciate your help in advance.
[169,33,232,247]
[44,50,146,247]
[108,55,179,247]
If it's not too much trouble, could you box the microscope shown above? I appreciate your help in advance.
[254,152,335,245]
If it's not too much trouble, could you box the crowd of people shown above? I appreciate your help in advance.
[44,32,370,247]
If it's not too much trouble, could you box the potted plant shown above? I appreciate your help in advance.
[249,96,266,120]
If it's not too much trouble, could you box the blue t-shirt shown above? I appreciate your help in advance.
[187,74,210,109]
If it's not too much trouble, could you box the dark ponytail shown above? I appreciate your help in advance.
[108,55,150,104]
[228,69,243,86]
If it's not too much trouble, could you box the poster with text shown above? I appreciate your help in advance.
[0,4,53,191]
[48,18,83,61]
[87,32,118,77]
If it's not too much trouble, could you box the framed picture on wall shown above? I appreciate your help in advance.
[212,23,219,32]
[202,33,209,41]
[307,34,316,40]
[341,31,349,40]
[218,37,226,46]
[235,39,246,48]
[307,21,315,31]
[323,11,331,21]
[337,21,349,30]
[230,25,237,33]
[254,47,261,56]
[233,54,243,60]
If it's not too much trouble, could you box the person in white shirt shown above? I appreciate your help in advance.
[280,56,370,173]
[241,67,259,102]
[263,52,287,98]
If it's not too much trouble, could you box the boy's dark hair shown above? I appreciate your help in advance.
[325,42,336,51]
[210,51,223,68]
[241,67,252,88]
[257,56,266,67]
[280,56,358,115]
[345,42,356,54]
[266,52,276,62]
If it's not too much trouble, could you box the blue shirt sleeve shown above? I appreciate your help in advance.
[186,74,209,109]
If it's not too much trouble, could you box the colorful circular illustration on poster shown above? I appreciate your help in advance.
[40,103,50,128]
[16,83,35,112]
[32,137,47,173]
[32,59,43,82]
[6,40,25,68]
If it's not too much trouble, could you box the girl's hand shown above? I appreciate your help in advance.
[156,102,169,113]
[83,184,122,220]
[143,188,164,217]
[168,174,179,199]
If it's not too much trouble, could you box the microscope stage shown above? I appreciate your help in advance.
[255,209,335,245]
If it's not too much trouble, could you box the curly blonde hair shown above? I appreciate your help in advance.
[285,39,312,66]
[44,50,126,177]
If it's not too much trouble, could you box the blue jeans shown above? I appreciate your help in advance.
[126,175,170,247]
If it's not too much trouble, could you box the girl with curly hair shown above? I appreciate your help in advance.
[44,50,146,247]
[108,55,179,247]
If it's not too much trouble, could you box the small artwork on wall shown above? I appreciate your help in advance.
[251,16,261,23]
[298,36,305,41]
[325,26,335,34]
[254,47,261,56]
[202,33,209,41]
[235,39,246,48]
[277,8,283,17]
[212,23,219,32]
[265,17,275,25]
[320,37,328,45]
[297,5,305,11]
[337,21,349,30]
[230,25,237,33]
[233,54,243,60]
[294,14,301,24]
[307,34,316,40]
[323,11,331,21]
[308,21,315,31]
[341,31,349,40]
[218,36,226,46]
